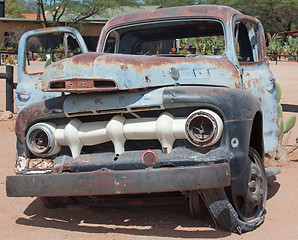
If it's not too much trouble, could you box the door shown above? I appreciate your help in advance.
[233,16,278,153]
[16,27,88,112]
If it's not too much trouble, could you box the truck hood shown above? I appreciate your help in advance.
[41,52,241,92]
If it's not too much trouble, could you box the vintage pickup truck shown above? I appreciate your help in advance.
[6,5,278,233]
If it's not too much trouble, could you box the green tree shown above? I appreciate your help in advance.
[5,0,24,18]
[142,0,200,7]
[266,33,283,57]
[205,0,298,34]
[23,0,40,14]
[38,0,140,27]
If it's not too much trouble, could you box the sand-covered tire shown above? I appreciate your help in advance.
[201,147,267,233]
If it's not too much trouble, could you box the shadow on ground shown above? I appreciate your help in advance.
[267,180,281,200]
[15,180,280,239]
[16,197,230,239]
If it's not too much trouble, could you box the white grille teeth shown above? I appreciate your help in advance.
[155,112,175,154]
[106,115,126,155]
[64,119,83,159]
[26,113,186,158]
[26,110,223,159]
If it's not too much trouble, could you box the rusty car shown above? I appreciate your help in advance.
[6,5,279,233]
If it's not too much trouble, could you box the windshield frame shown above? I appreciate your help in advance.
[100,18,226,56]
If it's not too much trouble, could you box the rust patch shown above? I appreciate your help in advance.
[120,65,128,71]
[259,85,265,94]
[71,52,102,65]
[94,54,240,79]
[34,79,42,90]
[94,97,101,104]
[162,147,168,154]
[145,75,151,83]
[72,154,93,163]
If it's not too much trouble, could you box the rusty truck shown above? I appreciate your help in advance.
[6,5,279,233]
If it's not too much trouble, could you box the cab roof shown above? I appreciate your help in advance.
[105,5,242,29]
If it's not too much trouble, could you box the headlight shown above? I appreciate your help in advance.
[185,109,223,147]
[26,123,60,157]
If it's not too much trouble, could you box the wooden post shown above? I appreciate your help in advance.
[0,65,14,112]
[5,65,14,112]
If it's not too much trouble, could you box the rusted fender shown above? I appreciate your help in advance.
[15,95,66,142]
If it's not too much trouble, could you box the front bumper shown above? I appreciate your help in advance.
[6,163,230,197]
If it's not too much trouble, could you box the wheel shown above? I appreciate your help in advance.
[39,197,63,209]
[200,147,267,233]
[235,148,267,221]
[189,190,209,219]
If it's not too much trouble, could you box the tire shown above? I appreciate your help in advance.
[200,147,267,233]
[39,197,63,209]
[189,190,209,219]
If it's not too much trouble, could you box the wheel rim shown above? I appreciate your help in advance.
[237,148,267,221]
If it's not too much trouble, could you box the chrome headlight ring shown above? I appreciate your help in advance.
[26,123,60,157]
[185,109,223,147]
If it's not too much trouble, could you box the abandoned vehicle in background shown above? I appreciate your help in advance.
[6,5,279,233]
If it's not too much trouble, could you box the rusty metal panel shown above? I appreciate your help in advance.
[64,87,165,115]
[163,86,261,120]
[41,54,241,92]
[241,62,278,152]
[6,163,230,197]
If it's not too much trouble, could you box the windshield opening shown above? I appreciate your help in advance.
[103,20,225,56]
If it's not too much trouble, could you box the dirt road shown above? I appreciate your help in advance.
[0,61,297,239]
